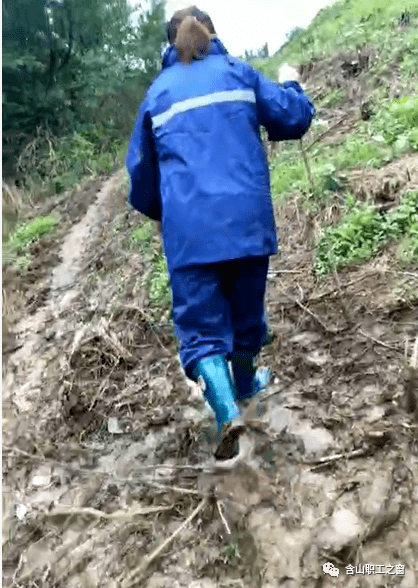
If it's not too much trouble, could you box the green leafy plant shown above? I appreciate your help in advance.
[333,135,391,169]
[372,96,418,150]
[3,214,59,271]
[148,254,171,314]
[396,221,418,264]
[315,204,383,274]
[220,542,241,566]
[7,215,59,253]
[271,160,306,197]
[315,191,418,274]
[384,191,418,237]
[318,88,344,108]
[131,221,153,252]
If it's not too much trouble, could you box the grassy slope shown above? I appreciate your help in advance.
[5,0,417,290]
[255,0,418,274]
[256,0,418,78]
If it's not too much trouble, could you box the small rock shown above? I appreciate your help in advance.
[290,331,322,347]
[267,406,293,434]
[108,417,123,434]
[305,350,330,367]
[31,465,52,487]
[359,471,391,518]
[366,405,385,423]
[292,422,334,456]
[15,503,28,521]
[317,509,363,551]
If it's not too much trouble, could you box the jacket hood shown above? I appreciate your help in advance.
[161,37,229,69]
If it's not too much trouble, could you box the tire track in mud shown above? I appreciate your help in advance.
[3,170,125,416]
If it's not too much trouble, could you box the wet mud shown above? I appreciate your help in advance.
[2,165,418,586]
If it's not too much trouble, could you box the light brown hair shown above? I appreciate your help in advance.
[167,6,216,65]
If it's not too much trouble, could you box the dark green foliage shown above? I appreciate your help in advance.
[2,0,167,184]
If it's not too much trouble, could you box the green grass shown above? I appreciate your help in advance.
[7,215,59,252]
[131,220,153,251]
[3,214,59,271]
[269,94,417,206]
[397,222,418,263]
[270,132,393,203]
[371,96,418,152]
[148,254,171,310]
[261,0,418,77]
[317,88,345,108]
[271,159,306,197]
[331,135,392,169]
[129,219,171,318]
[315,191,418,274]
[262,0,418,278]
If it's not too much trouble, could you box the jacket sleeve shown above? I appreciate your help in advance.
[125,98,162,221]
[253,70,315,142]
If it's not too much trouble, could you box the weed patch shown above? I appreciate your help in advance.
[17,128,127,199]
[3,214,59,271]
[271,159,306,197]
[271,133,391,204]
[315,190,418,274]
[148,254,171,315]
[371,96,418,153]
[332,135,392,169]
[317,88,345,108]
[128,219,171,319]
[6,215,59,252]
[131,220,153,252]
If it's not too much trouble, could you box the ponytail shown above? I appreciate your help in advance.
[175,15,212,64]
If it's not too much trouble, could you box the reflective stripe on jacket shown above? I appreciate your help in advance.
[126,38,314,272]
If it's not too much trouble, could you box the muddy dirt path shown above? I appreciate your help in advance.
[3,165,418,588]
[3,170,124,419]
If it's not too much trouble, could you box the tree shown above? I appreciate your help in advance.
[286,26,304,43]
[2,0,167,178]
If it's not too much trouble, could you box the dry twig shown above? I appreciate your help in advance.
[122,496,209,588]
[301,273,380,305]
[267,269,304,276]
[299,138,315,194]
[358,330,401,352]
[308,447,369,470]
[292,296,333,332]
[217,500,232,536]
[411,335,418,369]
[304,115,350,152]
[41,504,173,522]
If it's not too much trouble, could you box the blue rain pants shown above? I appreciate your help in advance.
[170,255,269,381]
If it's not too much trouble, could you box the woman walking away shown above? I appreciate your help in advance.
[126,6,315,467]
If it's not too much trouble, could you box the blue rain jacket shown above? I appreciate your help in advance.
[126,38,314,273]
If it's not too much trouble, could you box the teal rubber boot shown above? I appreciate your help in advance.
[230,350,271,403]
[193,354,241,431]
[193,354,245,463]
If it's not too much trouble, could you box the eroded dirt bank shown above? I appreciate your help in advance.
[2,158,418,588]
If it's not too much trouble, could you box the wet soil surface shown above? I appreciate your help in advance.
[2,161,418,588]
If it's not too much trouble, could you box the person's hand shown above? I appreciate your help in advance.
[278,63,300,84]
